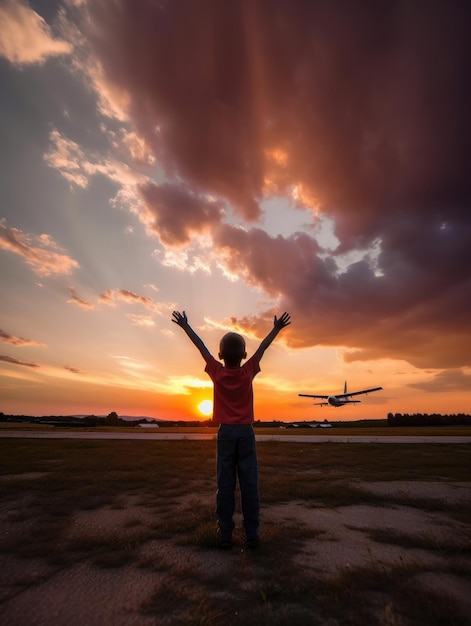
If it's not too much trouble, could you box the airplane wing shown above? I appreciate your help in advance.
[298,394,329,400]
[336,386,383,399]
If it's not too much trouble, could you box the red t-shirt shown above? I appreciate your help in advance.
[205,355,261,424]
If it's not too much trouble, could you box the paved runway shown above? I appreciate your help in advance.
[1,429,470,443]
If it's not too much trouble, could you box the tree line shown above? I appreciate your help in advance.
[387,412,471,426]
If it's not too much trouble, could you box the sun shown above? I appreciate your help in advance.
[198,399,213,416]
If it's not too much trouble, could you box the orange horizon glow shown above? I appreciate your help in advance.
[1,368,470,422]
[1,338,470,421]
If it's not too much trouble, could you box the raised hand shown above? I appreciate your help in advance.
[274,312,291,331]
[171,310,211,361]
[172,310,189,328]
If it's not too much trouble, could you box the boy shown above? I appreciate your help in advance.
[171,310,291,549]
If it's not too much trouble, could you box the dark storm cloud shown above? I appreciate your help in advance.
[214,224,329,298]
[86,0,471,368]
[408,369,471,393]
[138,182,224,246]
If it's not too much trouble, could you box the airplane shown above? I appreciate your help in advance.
[299,381,383,407]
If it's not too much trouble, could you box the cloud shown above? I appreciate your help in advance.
[213,224,325,297]
[138,182,224,246]
[99,288,156,310]
[43,130,90,188]
[111,355,151,372]
[44,129,145,191]
[67,287,95,310]
[64,365,84,375]
[0,0,72,66]
[120,130,156,167]
[85,2,468,224]
[0,355,39,368]
[0,219,79,277]
[0,329,46,348]
[165,375,213,396]
[126,314,155,327]
[211,222,471,368]
[82,1,470,369]
[408,369,471,393]
[153,245,213,275]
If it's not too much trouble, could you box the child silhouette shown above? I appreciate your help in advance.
[172,310,291,548]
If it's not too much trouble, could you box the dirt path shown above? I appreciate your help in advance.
[1,479,470,625]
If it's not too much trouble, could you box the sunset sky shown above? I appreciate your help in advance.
[1,0,470,422]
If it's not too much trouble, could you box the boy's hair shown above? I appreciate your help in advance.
[219,332,246,366]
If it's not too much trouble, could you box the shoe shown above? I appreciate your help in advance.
[245,537,259,549]
[219,539,232,550]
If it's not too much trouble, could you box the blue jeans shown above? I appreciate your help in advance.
[216,424,259,541]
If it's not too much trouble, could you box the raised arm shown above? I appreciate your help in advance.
[171,310,212,362]
[252,312,291,362]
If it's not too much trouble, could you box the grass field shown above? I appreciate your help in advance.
[2,422,471,437]
[0,437,470,625]
[154,425,470,437]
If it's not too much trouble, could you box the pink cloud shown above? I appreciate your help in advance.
[67,287,95,310]
[214,224,325,297]
[0,329,46,348]
[99,288,156,310]
[0,219,79,277]
[138,182,224,246]
[44,129,144,191]
[126,314,155,327]
[43,130,90,188]
[0,0,72,66]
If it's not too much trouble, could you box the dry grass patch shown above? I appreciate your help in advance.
[0,439,470,625]
[363,526,471,560]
